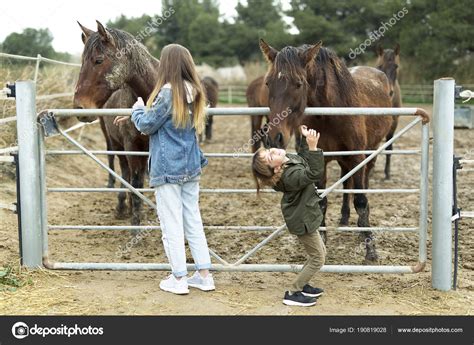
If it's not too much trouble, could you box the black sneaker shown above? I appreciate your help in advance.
[283,291,317,307]
[301,284,324,298]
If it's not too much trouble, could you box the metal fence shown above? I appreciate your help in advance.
[0,53,83,167]
[11,80,437,278]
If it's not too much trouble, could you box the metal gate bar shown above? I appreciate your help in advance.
[45,149,420,157]
[47,187,419,194]
[48,225,419,232]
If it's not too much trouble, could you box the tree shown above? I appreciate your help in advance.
[231,0,292,62]
[1,28,56,58]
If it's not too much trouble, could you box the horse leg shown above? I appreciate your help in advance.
[99,118,116,188]
[339,165,352,226]
[349,156,378,262]
[251,115,264,152]
[317,165,328,245]
[384,116,398,180]
[205,115,213,141]
[115,154,130,219]
[128,156,146,230]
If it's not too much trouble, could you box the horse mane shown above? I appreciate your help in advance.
[82,27,156,77]
[272,44,359,107]
[314,46,359,107]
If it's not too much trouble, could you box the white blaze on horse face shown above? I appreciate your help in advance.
[278,71,284,79]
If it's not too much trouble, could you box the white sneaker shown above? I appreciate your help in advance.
[187,271,215,291]
[159,274,189,295]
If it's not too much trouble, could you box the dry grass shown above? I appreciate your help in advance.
[243,61,267,81]
[0,59,79,148]
[0,261,101,315]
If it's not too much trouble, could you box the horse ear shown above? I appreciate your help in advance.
[259,39,277,63]
[394,43,400,55]
[77,21,94,42]
[303,41,322,66]
[376,44,384,56]
[96,20,115,46]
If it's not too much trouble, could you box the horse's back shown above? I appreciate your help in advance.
[202,76,219,107]
[246,76,268,107]
[349,66,392,105]
[349,66,393,148]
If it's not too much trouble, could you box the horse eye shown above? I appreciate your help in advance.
[95,58,104,65]
[296,81,303,88]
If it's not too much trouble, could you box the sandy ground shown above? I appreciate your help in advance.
[0,103,473,315]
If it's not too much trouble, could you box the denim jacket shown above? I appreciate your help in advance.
[131,83,208,187]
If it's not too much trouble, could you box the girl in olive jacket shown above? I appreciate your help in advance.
[252,126,326,307]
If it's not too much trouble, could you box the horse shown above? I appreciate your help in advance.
[246,76,269,152]
[74,21,159,228]
[259,39,394,262]
[201,76,219,142]
[376,44,402,180]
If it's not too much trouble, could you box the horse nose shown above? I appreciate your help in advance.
[263,135,271,148]
[73,97,83,109]
[276,132,284,148]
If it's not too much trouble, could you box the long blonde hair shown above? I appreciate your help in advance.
[147,44,206,134]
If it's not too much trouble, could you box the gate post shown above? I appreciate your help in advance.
[15,80,43,268]
[432,78,455,291]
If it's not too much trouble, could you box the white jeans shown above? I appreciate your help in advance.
[155,176,211,277]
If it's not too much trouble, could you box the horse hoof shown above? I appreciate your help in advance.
[365,249,379,263]
[115,208,129,220]
[339,218,349,226]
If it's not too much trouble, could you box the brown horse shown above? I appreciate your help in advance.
[246,76,269,152]
[376,44,402,180]
[74,21,159,227]
[201,76,219,141]
[259,39,393,261]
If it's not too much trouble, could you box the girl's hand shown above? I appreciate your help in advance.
[306,129,321,150]
[132,97,145,109]
[113,116,129,126]
[113,97,144,126]
[300,125,310,137]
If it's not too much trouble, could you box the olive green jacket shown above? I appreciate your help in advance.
[273,141,325,236]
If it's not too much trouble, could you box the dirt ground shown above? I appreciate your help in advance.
[0,103,473,315]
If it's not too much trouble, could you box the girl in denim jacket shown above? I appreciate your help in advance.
[115,44,214,295]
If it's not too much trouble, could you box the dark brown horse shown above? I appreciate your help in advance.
[247,76,269,152]
[376,44,402,180]
[260,39,393,261]
[201,76,219,141]
[74,21,159,227]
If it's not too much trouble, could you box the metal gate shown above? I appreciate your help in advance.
[14,80,433,275]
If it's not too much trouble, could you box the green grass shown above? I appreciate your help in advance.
[0,264,33,292]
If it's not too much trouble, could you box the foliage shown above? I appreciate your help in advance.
[1,0,472,81]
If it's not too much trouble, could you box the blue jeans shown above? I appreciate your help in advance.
[155,176,212,277]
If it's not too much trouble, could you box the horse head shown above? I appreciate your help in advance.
[260,39,322,149]
[74,21,131,122]
[375,43,400,87]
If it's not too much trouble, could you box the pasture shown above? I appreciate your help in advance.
[1,91,473,314]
